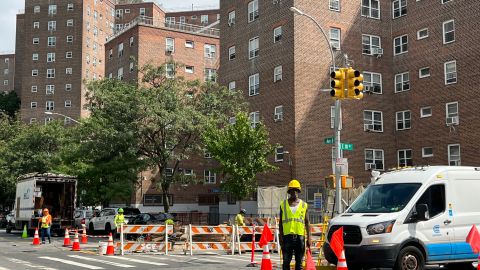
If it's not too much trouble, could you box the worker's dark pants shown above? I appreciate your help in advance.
[41,227,51,243]
[282,235,305,270]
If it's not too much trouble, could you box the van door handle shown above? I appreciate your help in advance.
[444,220,452,225]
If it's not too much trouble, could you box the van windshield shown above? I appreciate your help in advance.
[347,183,421,213]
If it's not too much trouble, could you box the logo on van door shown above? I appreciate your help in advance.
[433,225,441,236]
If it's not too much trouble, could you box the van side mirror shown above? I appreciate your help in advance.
[416,204,430,221]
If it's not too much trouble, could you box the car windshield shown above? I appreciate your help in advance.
[347,183,421,213]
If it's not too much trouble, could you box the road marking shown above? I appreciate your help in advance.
[167,254,221,263]
[207,255,252,262]
[68,255,135,268]
[8,258,57,270]
[109,256,167,266]
[38,257,104,269]
[0,267,11,270]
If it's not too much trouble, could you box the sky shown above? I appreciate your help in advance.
[0,0,219,52]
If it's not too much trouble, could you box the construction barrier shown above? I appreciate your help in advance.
[236,225,280,254]
[310,216,329,253]
[119,224,174,255]
[184,225,234,255]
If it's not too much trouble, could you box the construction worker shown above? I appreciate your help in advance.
[279,179,311,270]
[235,209,246,226]
[39,208,52,244]
[165,218,174,225]
[114,208,126,235]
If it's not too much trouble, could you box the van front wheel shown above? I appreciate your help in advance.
[394,246,425,270]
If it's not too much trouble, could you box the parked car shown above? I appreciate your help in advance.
[73,209,95,229]
[88,207,140,234]
[131,213,175,225]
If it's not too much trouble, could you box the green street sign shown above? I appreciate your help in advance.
[341,143,354,151]
[324,137,335,144]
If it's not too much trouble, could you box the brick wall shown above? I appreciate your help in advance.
[0,54,15,93]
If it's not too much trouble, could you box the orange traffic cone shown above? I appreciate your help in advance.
[32,228,40,245]
[71,230,81,251]
[260,244,272,270]
[106,233,115,256]
[337,250,348,270]
[81,227,88,244]
[63,228,71,246]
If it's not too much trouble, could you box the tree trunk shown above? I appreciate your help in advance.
[162,190,170,213]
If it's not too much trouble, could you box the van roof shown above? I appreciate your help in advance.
[375,166,480,184]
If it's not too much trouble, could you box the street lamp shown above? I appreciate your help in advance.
[291,6,344,215]
[44,111,80,124]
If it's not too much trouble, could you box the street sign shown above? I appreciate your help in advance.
[313,193,323,210]
[340,143,354,151]
[336,158,348,175]
[324,137,334,144]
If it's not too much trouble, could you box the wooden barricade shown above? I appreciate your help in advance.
[119,224,173,255]
[184,225,235,256]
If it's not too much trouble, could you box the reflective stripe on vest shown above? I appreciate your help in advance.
[280,199,307,236]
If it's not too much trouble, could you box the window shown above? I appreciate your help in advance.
[66,68,72,75]
[201,15,209,24]
[130,62,134,73]
[30,118,37,124]
[362,34,381,55]
[3,69,7,75]
[31,85,38,92]
[446,102,459,125]
[67,19,73,27]
[363,72,382,94]
[46,101,54,111]
[3,80,8,86]
[228,81,236,91]
[398,149,413,167]
[274,26,282,43]
[129,37,134,47]
[45,117,53,124]
[31,102,37,109]
[329,0,340,11]
[65,84,72,91]
[185,40,194,48]
[395,72,410,92]
[204,170,216,184]
[32,69,38,77]
[249,111,260,128]
[444,60,457,84]
[143,194,173,206]
[228,46,236,60]
[32,53,39,61]
[394,35,408,55]
[361,0,380,19]
[34,22,40,29]
[229,117,236,125]
[365,149,384,170]
[329,28,341,50]
[117,67,124,80]
[416,184,446,218]
[47,52,55,63]
[396,110,411,130]
[118,43,124,57]
[274,105,283,122]
[417,28,428,40]
[47,36,56,47]
[274,66,283,82]
[67,36,73,43]
[184,169,193,176]
[419,67,430,78]
[48,5,57,15]
[249,37,259,59]
[33,38,39,44]
[420,107,432,118]
[179,16,185,24]
[204,44,216,58]
[442,0,452,3]
[67,3,74,11]
[66,51,72,58]
[109,49,113,59]
[47,21,56,31]
[47,69,55,78]
[115,9,123,18]
[448,144,461,166]
[165,17,175,24]
[166,63,175,79]
[422,147,433,158]
[228,11,235,26]
[275,146,284,162]
[204,150,212,158]
[185,66,194,74]
[249,73,260,96]
[166,38,174,53]
[392,0,407,18]
[34,6,40,13]
[443,20,455,44]
[364,110,383,132]
[65,100,72,108]
[204,69,216,82]
[140,8,146,16]
[46,85,55,95]
[248,0,259,22]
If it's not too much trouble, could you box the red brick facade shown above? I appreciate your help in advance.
[165,10,220,27]
[0,54,15,94]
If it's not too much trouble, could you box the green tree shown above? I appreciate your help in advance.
[203,112,277,201]
[137,63,245,212]
[0,92,20,118]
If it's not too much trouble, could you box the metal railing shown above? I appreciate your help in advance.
[107,16,219,42]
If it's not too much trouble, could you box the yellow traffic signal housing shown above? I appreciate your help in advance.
[324,175,355,189]
[347,68,364,99]
[330,69,345,99]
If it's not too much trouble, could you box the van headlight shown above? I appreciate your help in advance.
[366,220,395,235]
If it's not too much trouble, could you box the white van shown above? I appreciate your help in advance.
[323,166,480,270]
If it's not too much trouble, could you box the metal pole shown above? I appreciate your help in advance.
[291,8,343,215]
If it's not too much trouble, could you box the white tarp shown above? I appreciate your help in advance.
[257,186,288,217]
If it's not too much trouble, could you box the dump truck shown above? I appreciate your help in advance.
[6,173,77,235]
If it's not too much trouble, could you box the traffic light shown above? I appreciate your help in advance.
[330,68,345,99]
[324,175,355,189]
[346,68,364,99]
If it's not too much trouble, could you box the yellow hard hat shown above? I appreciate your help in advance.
[288,179,301,190]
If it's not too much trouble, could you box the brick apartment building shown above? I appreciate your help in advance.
[15,0,115,124]
[219,0,479,205]
[0,54,15,93]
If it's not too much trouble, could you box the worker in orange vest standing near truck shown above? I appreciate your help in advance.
[39,208,52,244]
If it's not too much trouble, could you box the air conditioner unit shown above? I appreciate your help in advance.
[166,48,173,54]
[372,47,383,57]
[364,85,372,93]
[274,114,283,122]
[365,164,376,170]
[447,116,459,125]
[228,19,235,26]
[364,124,375,131]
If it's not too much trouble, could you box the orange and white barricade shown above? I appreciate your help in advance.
[309,224,325,251]
[184,225,235,256]
[119,224,174,255]
[236,225,280,254]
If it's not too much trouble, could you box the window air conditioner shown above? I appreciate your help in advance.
[364,124,375,131]
[372,47,383,57]
[274,114,283,122]
[366,164,376,170]
[228,19,234,26]
[447,116,459,125]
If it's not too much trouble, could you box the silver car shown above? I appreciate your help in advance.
[73,209,94,229]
